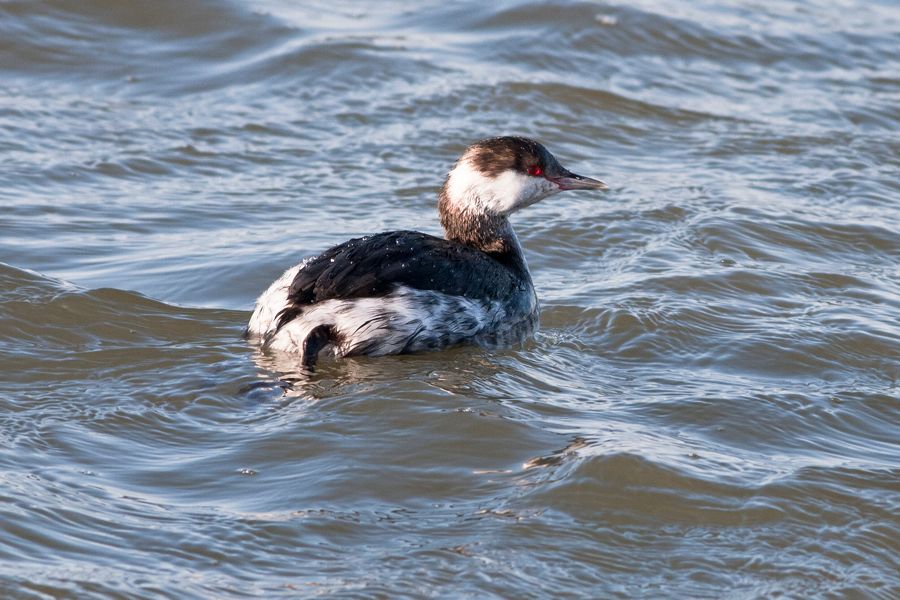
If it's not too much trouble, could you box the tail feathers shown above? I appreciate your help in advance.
[261,305,303,347]
[301,325,334,369]
[261,305,335,368]
[274,305,303,336]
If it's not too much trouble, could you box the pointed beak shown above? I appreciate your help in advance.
[550,171,608,191]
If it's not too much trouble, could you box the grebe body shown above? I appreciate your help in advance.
[247,137,606,366]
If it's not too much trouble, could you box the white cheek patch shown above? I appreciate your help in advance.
[494,171,560,214]
[489,170,532,213]
[445,159,561,215]
[445,160,491,212]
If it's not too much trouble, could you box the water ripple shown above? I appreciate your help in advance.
[1,0,899,596]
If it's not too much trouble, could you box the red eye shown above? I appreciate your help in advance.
[528,165,543,177]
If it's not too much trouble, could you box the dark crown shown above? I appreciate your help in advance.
[465,136,564,178]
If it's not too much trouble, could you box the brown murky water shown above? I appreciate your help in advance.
[1,1,899,597]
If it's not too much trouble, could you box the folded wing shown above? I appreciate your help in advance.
[274,231,521,333]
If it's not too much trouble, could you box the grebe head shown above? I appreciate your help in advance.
[439,136,607,218]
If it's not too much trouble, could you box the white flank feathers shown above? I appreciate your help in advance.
[248,262,536,358]
[246,260,306,337]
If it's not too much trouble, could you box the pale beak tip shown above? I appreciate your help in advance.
[556,173,609,191]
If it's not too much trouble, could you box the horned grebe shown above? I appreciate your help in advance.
[247,136,607,367]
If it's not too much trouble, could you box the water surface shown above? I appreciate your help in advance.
[1,0,899,597]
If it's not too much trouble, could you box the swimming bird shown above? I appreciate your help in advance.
[247,136,607,367]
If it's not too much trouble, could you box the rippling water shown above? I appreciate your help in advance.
[1,0,899,597]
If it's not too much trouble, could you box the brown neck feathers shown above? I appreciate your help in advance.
[438,188,514,255]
